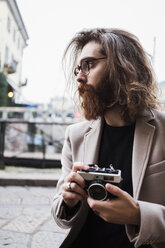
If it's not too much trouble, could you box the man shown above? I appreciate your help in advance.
[51,28,165,248]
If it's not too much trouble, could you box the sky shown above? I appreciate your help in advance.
[17,0,165,104]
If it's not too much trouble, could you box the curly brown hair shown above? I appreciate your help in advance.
[63,28,160,122]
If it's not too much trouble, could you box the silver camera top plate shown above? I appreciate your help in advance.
[77,170,122,183]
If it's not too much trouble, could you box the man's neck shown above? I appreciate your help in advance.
[104,108,131,127]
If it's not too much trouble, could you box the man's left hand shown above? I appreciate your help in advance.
[87,183,140,225]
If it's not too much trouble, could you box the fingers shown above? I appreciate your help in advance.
[87,197,105,210]
[62,162,99,209]
[62,189,85,203]
[87,184,126,212]
[72,161,89,172]
[87,185,140,225]
[63,180,87,198]
[105,183,128,199]
[62,180,87,208]
[66,181,72,191]
[66,171,86,188]
[62,164,88,208]
[62,190,84,208]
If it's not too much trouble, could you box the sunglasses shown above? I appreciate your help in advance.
[74,57,106,77]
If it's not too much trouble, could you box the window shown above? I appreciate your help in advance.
[11,55,17,72]
[7,17,11,33]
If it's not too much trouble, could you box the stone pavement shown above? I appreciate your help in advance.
[0,185,68,248]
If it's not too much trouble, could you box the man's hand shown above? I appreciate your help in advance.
[87,183,140,225]
[62,162,89,209]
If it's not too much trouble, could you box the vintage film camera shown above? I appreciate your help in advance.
[77,165,122,201]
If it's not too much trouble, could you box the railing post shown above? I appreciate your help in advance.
[0,121,6,169]
[42,132,46,168]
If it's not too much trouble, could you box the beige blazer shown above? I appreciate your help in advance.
[52,109,165,248]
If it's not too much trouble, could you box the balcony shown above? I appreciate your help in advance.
[3,60,17,74]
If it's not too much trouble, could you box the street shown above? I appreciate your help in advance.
[0,186,68,248]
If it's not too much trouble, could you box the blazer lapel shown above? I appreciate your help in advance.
[83,118,103,165]
[132,110,155,199]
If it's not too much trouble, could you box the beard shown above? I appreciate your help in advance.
[78,78,115,120]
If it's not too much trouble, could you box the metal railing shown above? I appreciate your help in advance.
[0,120,71,168]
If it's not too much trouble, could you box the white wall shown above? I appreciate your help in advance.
[0,1,26,85]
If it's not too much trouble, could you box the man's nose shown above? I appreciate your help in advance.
[76,72,87,84]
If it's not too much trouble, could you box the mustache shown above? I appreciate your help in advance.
[78,83,95,96]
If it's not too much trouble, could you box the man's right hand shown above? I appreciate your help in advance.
[62,162,89,209]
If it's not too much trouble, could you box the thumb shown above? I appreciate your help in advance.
[106,183,125,199]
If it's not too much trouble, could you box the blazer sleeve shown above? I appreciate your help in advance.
[126,201,165,248]
[51,125,84,229]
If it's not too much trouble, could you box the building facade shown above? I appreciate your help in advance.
[0,0,29,103]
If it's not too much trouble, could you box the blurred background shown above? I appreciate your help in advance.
[0,0,165,167]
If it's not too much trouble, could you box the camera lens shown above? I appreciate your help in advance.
[88,183,107,201]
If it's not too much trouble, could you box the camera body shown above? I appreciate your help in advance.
[77,165,122,201]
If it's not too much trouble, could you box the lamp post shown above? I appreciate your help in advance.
[7,90,14,106]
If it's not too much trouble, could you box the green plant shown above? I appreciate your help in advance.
[0,72,8,106]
